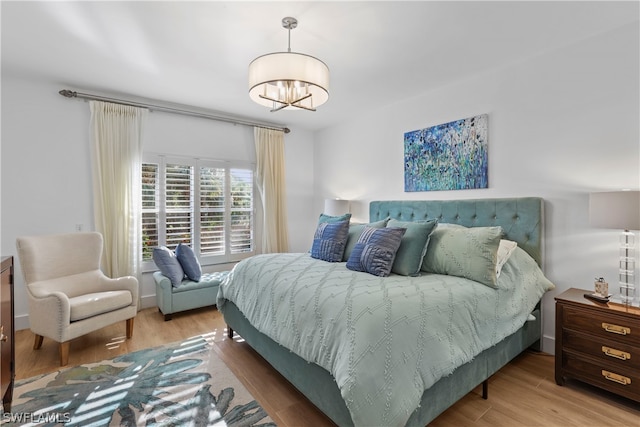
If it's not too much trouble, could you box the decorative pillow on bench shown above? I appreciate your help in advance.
[153,244,203,285]
[152,246,185,286]
[175,243,202,281]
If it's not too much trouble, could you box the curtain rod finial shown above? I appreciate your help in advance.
[59,89,77,98]
[284,127,291,134]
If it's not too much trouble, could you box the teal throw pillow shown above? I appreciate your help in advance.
[175,243,202,282]
[387,218,438,276]
[153,246,185,287]
[311,220,350,262]
[343,218,391,261]
[421,224,503,288]
[346,226,406,277]
[318,212,352,223]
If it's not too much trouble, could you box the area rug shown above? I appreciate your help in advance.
[5,335,275,426]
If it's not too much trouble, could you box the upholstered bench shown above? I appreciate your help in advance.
[153,271,229,321]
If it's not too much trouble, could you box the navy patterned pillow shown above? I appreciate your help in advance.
[346,226,407,277]
[311,220,350,262]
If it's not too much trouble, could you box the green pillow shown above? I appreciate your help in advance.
[318,212,352,223]
[421,224,503,288]
[343,218,390,261]
[387,219,438,276]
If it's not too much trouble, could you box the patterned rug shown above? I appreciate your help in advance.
[4,335,275,426]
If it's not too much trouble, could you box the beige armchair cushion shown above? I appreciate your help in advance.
[70,291,133,322]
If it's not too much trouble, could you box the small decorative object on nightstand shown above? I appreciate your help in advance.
[555,288,640,403]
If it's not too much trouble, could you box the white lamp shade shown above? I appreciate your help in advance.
[249,52,329,109]
[589,191,640,230]
[324,199,349,216]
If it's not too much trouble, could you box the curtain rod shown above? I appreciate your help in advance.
[59,89,290,134]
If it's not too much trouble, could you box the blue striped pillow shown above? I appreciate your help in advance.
[311,220,350,262]
[346,226,406,277]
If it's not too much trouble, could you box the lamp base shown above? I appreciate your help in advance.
[618,230,636,306]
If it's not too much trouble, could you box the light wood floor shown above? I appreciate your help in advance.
[13,306,640,426]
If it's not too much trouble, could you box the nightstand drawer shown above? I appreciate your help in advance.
[564,330,640,371]
[563,306,640,347]
[564,354,640,402]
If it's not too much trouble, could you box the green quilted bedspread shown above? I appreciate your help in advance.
[217,248,553,426]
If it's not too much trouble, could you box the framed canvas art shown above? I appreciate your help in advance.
[404,114,488,191]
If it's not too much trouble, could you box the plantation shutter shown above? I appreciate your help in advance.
[141,163,159,260]
[165,163,193,249]
[230,168,253,254]
[200,166,225,255]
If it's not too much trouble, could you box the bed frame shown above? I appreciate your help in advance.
[222,197,545,426]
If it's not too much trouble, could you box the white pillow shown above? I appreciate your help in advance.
[496,239,518,277]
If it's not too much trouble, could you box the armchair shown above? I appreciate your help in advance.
[16,232,138,366]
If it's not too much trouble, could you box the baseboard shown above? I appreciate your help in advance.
[542,334,555,355]
[15,314,29,332]
[140,294,157,310]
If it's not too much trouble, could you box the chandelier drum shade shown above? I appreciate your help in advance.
[249,17,329,112]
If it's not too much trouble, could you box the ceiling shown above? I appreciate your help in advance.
[2,1,638,132]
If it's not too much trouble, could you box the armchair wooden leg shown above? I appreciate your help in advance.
[60,342,70,366]
[126,318,134,339]
[33,334,44,350]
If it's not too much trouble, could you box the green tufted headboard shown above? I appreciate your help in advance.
[370,197,544,268]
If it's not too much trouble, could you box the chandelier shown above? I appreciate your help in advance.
[248,17,329,112]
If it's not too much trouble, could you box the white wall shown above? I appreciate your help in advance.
[313,23,640,353]
[0,74,315,330]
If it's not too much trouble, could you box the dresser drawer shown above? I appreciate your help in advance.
[564,354,640,402]
[563,306,640,347]
[563,330,640,371]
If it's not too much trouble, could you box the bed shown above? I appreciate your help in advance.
[217,197,554,426]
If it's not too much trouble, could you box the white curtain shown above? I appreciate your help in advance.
[90,101,147,279]
[254,127,289,253]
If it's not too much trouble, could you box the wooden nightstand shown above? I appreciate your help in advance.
[555,288,640,403]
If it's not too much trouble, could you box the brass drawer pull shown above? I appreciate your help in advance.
[602,323,631,335]
[601,370,631,386]
[602,346,631,360]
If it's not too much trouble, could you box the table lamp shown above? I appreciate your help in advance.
[589,191,640,305]
[324,199,350,216]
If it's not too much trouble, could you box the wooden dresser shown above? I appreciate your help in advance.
[555,288,640,403]
[1,256,14,411]
[1,256,14,412]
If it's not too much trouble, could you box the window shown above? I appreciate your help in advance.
[142,155,255,268]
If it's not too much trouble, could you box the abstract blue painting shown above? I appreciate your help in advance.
[404,114,488,192]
